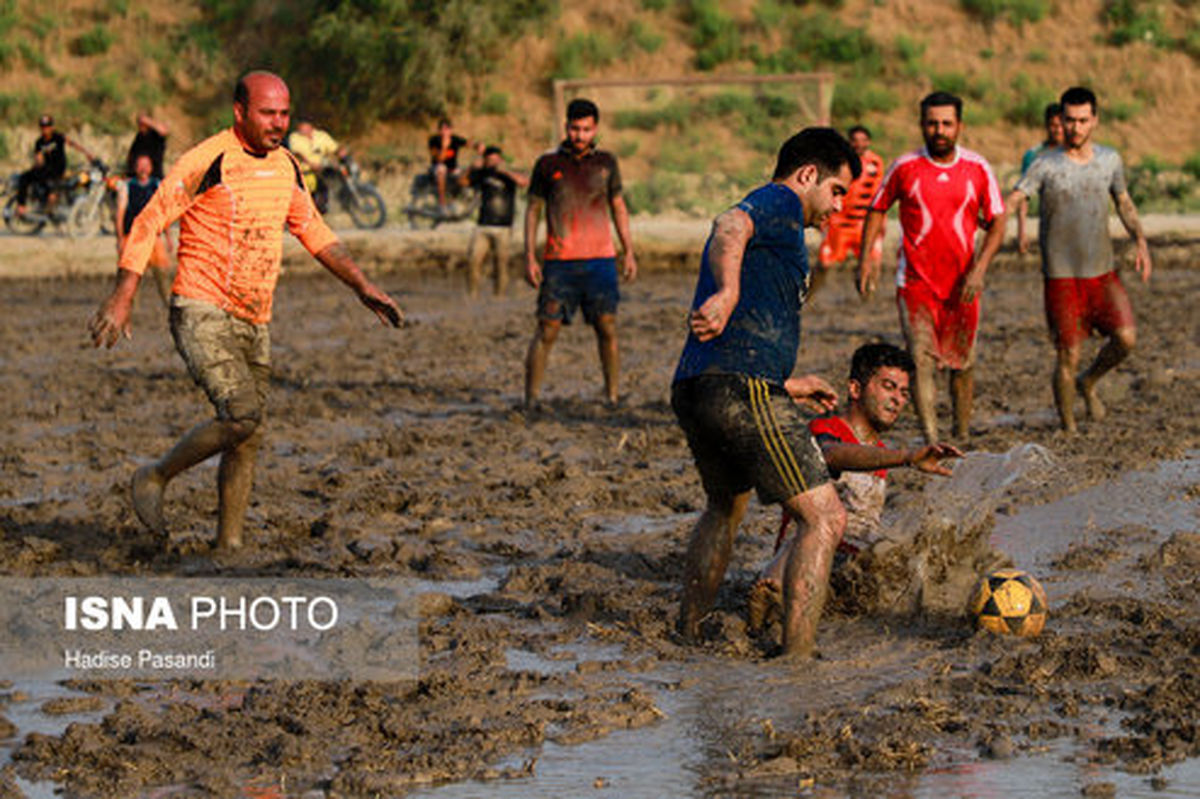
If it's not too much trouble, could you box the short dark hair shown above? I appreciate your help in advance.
[483,145,502,157]
[847,125,871,139]
[566,98,599,123]
[849,342,915,386]
[1043,103,1063,124]
[920,91,963,121]
[1060,86,1097,114]
[437,117,452,128]
[234,76,250,107]
[773,127,861,181]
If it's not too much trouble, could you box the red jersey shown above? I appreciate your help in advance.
[870,147,1003,300]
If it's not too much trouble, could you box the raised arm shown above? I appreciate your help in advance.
[1114,190,1151,283]
[689,207,753,341]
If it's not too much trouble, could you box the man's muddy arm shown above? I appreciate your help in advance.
[856,209,887,297]
[960,209,1007,304]
[822,441,962,476]
[610,194,637,281]
[89,268,141,348]
[524,195,544,287]
[689,207,753,341]
[314,242,403,327]
[1114,190,1152,282]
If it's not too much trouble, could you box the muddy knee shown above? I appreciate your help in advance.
[1113,326,1136,354]
[218,389,264,443]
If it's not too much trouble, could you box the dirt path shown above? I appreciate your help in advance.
[0,237,1197,796]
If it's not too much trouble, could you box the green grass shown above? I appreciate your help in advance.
[70,24,114,56]
[960,0,1050,27]
[832,77,898,120]
[1102,0,1166,47]
[553,31,622,79]
[1182,152,1200,182]
[629,19,665,53]
[18,41,53,76]
[1004,73,1056,126]
[686,0,741,70]
[479,91,509,116]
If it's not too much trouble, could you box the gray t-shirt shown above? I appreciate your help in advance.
[1014,146,1127,279]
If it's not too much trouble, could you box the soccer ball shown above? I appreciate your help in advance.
[969,568,1049,637]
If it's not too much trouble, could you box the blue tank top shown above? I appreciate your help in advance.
[673,182,811,386]
[123,177,160,234]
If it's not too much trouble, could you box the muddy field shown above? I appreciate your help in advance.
[0,229,1197,798]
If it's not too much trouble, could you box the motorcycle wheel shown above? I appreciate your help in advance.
[4,196,45,235]
[67,196,101,239]
[346,184,387,229]
[99,191,118,236]
[406,177,441,230]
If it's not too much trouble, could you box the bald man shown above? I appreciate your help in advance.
[90,71,402,552]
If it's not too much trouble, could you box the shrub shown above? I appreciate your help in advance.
[894,35,926,76]
[71,24,114,56]
[479,92,509,116]
[1102,0,1166,46]
[629,20,665,53]
[1182,152,1200,182]
[960,0,1050,27]
[832,78,898,119]
[1004,74,1056,126]
[625,172,687,215]
[553,31,622,79]
[687,0,741,70]
[19,42,54,77]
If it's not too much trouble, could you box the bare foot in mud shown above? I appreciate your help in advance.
[1077,376,1106,421]
[131,465,167,536]
[747,578,782,634]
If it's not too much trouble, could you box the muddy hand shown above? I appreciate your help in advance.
[89,304,131,349]
[359,286,403,327]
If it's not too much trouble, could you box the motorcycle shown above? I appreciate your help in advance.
[315,156,386,229]
[405,168,478,229]
[3,159,110,238]
[66,160,120,238]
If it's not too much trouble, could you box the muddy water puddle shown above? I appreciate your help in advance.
[415,453,1200,799]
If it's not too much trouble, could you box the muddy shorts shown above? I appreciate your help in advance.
[1043,271,1134,350]
[898,281,979,371]
[537,258,619,326]
[672,374,830,505]
[169,295,270,423]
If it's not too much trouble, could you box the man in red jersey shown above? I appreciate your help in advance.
[812,125,885,297]
[857,92,1006,444]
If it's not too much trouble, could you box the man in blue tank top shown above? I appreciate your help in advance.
[672,127,860,659]
[116,153,171,304]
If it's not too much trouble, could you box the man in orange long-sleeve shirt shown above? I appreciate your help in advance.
[90,71,402,552]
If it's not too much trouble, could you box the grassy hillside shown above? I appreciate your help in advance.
[1,0,1197,215]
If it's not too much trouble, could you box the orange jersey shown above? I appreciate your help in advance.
[119,128,338,324]
[827,149,885,231]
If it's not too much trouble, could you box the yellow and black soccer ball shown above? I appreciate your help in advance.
[969,568,1049,637]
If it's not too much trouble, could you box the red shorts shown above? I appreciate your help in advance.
[897,281,979,370]
[1043,272,1134,350]
[818,219,881,267]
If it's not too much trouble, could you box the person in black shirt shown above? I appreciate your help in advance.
[461,145,528,296]
[125,111,170,178]
[428,118,468,215]
[16,114,96,216]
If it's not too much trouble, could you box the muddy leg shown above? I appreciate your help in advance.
[465,229,484,297]
[779,484,846,659]
[1053,344,1082,432]
[1078,326,1135,421]
[593,313,619,405]
[216,425,263,551]
[132,418,258,538]
[679,491,750,641]
[493,232,509,296]
[524,318,560,407]
[950,366,973,440]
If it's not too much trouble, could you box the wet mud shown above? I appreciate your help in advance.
[0,237,1197,797]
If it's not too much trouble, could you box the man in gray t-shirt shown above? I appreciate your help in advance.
[1007,86,1151,434]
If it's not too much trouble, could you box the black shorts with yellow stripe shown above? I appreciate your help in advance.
[671,373,830,505]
